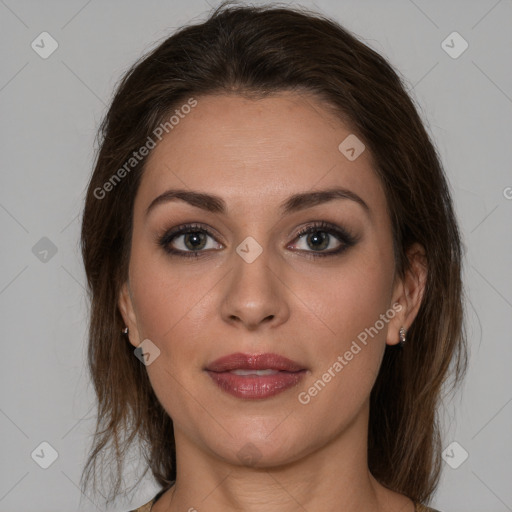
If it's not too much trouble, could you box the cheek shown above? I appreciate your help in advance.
[127,250,222,421]
[127,254,212,420]
[294,290,391,433]
[292,247,394,349]
[294,250,394,405]
[128,238,215,342]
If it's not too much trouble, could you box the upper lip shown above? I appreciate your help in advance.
[205,352,306,372]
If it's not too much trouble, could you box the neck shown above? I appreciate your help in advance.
[153,401,413,512]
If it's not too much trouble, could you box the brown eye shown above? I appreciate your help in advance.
[158,223,223,258]
[289,221,357,258]
[300,231,334,251]
[182,232,208,251]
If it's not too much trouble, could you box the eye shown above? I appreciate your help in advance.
[158,223,223,258]
[157,220,357,259]
[288,221,357,258]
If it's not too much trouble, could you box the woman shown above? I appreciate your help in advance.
[80,2,468,511]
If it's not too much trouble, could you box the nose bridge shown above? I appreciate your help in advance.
[220,234,288,328]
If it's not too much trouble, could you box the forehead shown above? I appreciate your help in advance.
[137,92,386,218]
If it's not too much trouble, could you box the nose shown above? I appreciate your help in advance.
[220,245,290,330]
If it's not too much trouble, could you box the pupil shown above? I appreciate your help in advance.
[185,232,205,250]
[307,231,328,251]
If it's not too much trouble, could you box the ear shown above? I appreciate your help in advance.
[118,281,141,348]
[386,242,428,346]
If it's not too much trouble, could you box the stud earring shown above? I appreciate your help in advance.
[121,326,129,336]
[398,326,406,347]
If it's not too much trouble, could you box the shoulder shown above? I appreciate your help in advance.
[128,498,154,512]
[129,487,170,512]
[415,503,443,512]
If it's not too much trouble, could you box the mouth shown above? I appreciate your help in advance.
[205,352,306,372]
[204,352,307,399]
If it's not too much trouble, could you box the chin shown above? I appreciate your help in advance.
[206,425,311,469]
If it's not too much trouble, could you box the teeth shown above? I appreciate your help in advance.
[230,369,280,376]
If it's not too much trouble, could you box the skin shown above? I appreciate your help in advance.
[118,92,427,512]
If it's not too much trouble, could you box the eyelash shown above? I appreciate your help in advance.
[157,221,357,259]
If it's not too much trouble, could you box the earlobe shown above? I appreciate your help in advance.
[386,243,428,346]
[118,281,140,348]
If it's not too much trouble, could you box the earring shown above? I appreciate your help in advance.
[398,326,406,347]
[121,327,129,336]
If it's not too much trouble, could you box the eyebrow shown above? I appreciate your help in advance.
[145,187,370,218]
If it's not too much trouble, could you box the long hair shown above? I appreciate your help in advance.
[80,1,468,506]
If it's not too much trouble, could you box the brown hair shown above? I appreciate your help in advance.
[80,1,468,506]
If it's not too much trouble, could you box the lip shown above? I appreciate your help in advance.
[205,352,307,400]
[205,352,306,372]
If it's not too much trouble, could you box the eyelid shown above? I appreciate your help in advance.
[156,222,224,245]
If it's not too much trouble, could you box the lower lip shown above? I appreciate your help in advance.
[205,370,307,399]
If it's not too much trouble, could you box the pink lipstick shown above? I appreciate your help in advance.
[205,352,307,399]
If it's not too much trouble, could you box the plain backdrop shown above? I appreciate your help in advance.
[1,0,511,511]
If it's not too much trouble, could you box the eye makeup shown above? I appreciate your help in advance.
[155,219,359,260]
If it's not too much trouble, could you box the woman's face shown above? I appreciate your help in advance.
[119,92,421,466]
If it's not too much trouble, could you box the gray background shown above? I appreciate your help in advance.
[1,0,511,511]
